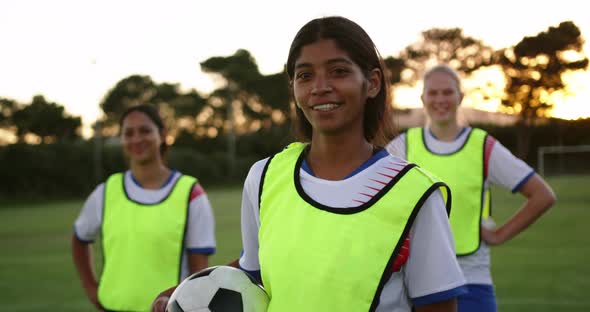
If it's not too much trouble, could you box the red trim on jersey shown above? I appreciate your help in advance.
[370,178,388,185]
[365,185,381,192]
[392,237,410,272]
[378,172,395,179]
[484,136,496,179]
[359,166,410,273]
[190,183,205,201]
[384,166,402,172]
[385,160,407,173]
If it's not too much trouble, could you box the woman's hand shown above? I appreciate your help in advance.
[150,286,177,312]
[150,295,170,312]
[481,226,504,246]
[84,282,103,311]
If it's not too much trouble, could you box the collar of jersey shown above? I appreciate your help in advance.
[301,148,388,180]
[128,169,177,189]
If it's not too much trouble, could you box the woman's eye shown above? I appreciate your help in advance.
[296,72,311,80]
[332,68,349,76]
[140,127,153,135]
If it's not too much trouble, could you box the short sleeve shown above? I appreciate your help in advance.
[73,184,105,243]
[185,183,217,254]
[487,139,535,192]
[238,158,268,271]
[405,189,467,304]
[386,133,407,159]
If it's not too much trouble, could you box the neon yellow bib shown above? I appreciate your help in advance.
[259,143,450,311]
[98,173,195,311]
[407,127,489,256]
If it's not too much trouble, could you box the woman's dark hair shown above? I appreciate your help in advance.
[119,104,168,156]
[286,16,395,147]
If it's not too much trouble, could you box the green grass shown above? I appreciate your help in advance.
[0,187,244,311]
[0,177,588,311]
[491,175,590,311]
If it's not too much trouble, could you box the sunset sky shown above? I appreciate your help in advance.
[1,0,589,133]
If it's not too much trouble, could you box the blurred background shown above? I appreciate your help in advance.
[0,0,588,311]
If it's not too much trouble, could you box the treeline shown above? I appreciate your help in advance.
[0,124,292,198]
[1,118,589,198]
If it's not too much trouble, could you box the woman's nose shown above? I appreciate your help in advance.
[311,76,333,95]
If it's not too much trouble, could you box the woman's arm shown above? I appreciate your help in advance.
[188,253,209,274]
[405,190,467,309]
[71,235,102,310]
[481,174,556,245]
[415,298,457,312]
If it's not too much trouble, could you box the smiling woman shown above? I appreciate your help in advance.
[387,64,556,312]
[71,104,217,312]
[152,16,468,312]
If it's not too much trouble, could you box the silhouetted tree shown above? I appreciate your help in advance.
[200,49,291,178]
[390,27,495,86]
[100,75,206,136]
[200,49,290,136]
[12,95,81,142]
[383,56,405,85]
[101,75,158,124]
[498,21,589,159]
[0,98,17,128]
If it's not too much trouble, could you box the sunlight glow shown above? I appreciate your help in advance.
[1,0,589,140]
[549,71,590,119]
[392,65,590,120]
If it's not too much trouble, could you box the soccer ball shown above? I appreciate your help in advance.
[166,266,270,312]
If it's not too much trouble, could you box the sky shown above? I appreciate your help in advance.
[1,0,589,133]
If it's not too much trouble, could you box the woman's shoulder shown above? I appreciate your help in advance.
[379,149,409,167]
[242,157,272,191]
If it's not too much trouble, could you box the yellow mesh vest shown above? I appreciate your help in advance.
[98,173,195,311]
[407,127,488,256]
[259,143,450,312]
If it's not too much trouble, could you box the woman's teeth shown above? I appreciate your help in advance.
[313,103,339,111]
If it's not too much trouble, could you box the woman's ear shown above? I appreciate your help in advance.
[367,68,382,99]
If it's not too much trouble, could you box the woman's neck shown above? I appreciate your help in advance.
[429,122,462,142]
[130,162,171,189]
[307,133,373,181]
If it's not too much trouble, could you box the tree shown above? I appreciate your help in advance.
[100,75,207,136]
[0,98,18,128]
[498,21,589,159]
[200,49,291,178]
[101,75,158,124]
[383,56,405,85]
[200,49,290,136]
[390,27,495,86]
[11,95,81,142]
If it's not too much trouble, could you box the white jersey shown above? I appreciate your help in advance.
[73,170,217,279]
[386,127,534,285]
[239,150,466,311]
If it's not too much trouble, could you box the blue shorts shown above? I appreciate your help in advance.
[458,284,497,312]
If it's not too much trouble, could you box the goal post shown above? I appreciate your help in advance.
[537,145,590,177]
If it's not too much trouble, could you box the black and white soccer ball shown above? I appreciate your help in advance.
[166,266,270,312]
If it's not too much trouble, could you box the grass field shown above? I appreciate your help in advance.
[0,176,588,311]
